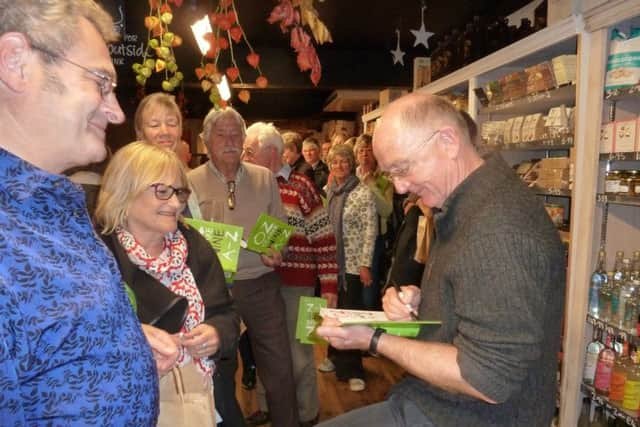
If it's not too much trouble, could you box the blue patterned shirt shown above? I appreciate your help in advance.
[0,149,158,426]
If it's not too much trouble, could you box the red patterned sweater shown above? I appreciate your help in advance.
[275,169,338,295]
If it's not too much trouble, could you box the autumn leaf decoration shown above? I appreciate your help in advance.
[268,0,332,86]
[132,0,185,93]
[194,0,268,107]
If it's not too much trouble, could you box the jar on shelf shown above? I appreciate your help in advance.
[627,170,639,196]
[618,170,631,195]
[605,170,622,195]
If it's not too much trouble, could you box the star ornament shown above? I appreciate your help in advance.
[411,5,434,49]
[390,29,405,66]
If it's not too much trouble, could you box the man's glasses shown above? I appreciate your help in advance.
[31,44,117,99]
[227,181,236,210]
[387,129,441,182]
[149,183,191,203]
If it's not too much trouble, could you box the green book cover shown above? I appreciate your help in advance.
[319,308,441,338]
[184,218,243,283]
[246,213,295,254]
[296,296,328,345]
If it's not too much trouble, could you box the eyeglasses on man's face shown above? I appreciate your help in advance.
[387,129,441,182]
[149,183,191,204]
[31,44,117,99]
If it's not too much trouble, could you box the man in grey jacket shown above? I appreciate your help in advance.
[317,93,565,427]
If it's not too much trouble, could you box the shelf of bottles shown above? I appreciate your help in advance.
[479,84,575,116]
[584,250,640,425]
[582,383,639,427]
[587,314,640,343]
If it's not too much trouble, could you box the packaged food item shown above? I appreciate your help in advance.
[605,170,622,194]
[605,29,640,91]
[544,203,564,227]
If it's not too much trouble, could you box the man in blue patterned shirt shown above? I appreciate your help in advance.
[0,1,171,425]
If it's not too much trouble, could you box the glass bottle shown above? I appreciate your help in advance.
[617,259,633,327]
[599,272,614,322]
[623,282,640,332]
[609,335,628,403]
[613,251,625,282]
[590,249,608,317]
[595,332,616,396]
[584,328,605,385]
[622,351,640,411]
[631,250,640,280]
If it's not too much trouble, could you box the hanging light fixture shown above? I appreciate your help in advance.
[190,15,212,55]
[217,75,231,101]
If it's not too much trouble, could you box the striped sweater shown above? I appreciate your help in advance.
[275,170,338,295]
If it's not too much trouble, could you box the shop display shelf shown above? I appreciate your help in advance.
[581,383,639,427]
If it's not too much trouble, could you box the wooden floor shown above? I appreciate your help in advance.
[236,344,406,424]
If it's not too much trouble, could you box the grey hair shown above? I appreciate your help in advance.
[201,106,246,143]
[0,0,118,58]
[396,95,471,151]
[302,137,320,151]
[327,143,356,174]
[246,122,284,157]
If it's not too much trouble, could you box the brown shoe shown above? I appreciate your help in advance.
[246,410,270,426]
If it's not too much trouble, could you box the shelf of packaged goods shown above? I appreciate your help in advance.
[482,135,574,152]
[418,16,580,96]
[586,314,640,342]
[478,84,576,116]
[600,152,640,162]
[533,187,572,198]
[596,193,640,207]
[605,84,640,101]
[581,383,640,427]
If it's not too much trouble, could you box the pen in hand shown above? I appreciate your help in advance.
[392,281,419,320]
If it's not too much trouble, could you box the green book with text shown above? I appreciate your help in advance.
[184,218,243,284]
[296,296,328,345]
[246,213,295,254]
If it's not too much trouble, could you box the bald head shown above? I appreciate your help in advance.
[372,93,483,208]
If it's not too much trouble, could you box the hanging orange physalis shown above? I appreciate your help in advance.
[238,90,251,104]
[226,67,240,82]
[134,0,185,92]
[229,26,243,43]
[256,76,268,88]
[196,0,269,107]
[246,52,260,68]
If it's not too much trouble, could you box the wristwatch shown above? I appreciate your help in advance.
[368,327,386,357]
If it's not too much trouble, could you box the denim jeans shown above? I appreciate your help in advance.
[317,394,436,427]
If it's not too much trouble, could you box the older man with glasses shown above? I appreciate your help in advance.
[188,107,299,427]
[0,1,171,425]
[316,93,566,427]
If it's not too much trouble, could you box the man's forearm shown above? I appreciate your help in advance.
[376,333,497,404]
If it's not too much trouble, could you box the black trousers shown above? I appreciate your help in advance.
[330,273,365,381]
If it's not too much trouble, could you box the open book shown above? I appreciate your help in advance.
[319,308,440,338]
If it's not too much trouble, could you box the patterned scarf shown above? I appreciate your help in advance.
[326,173,360,290]
[116,227,213,376]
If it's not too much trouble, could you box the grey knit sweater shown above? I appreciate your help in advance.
[391,154,565,427]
